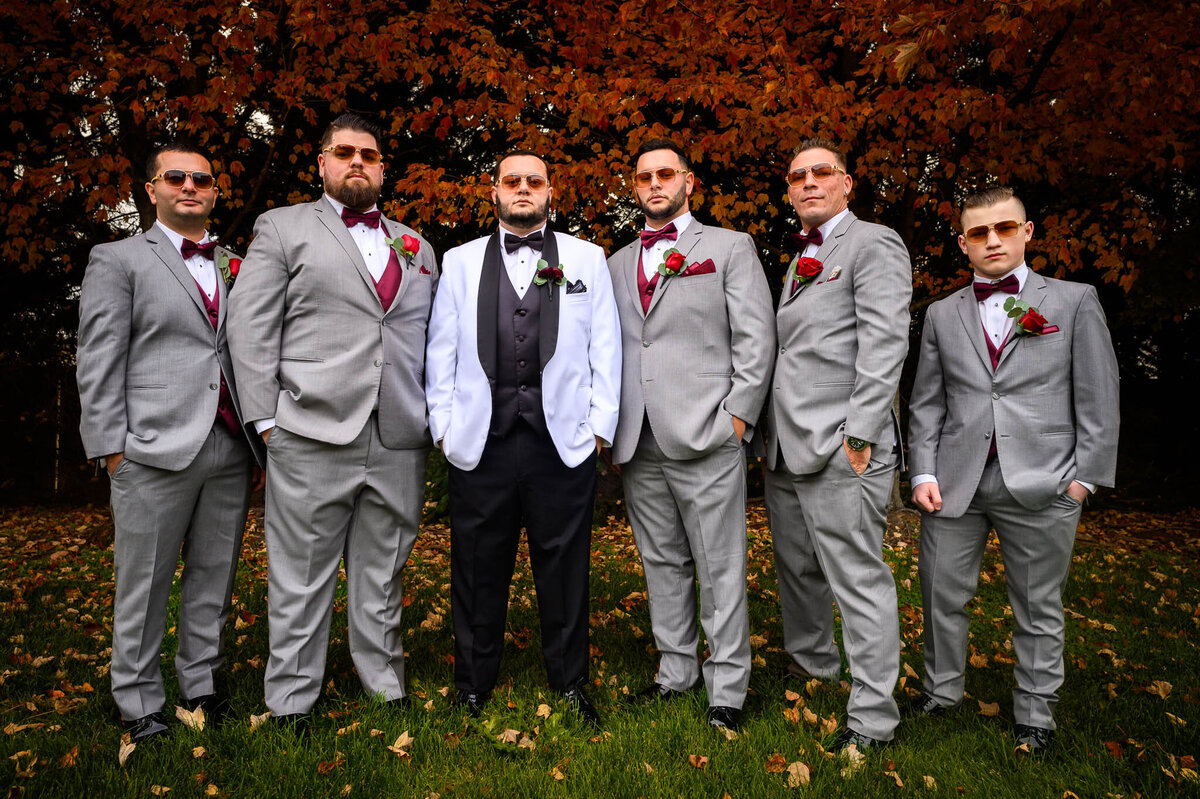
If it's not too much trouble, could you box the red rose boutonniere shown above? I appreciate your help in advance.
[657,248,687,278]
[791,256,823,285]
[1003,297,1061,336]
[385,233,421,267]
[217,251,242,286]
[534,259,566,286]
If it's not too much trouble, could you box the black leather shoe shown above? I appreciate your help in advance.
[561,686,600,727]
[633,681,694,705]
[387,695,412,710]
[124,712,170,743]
[707,706,741,732]
[183,693,231,725]
[453,690,490,718]
[830,726,892,753]
[1014,724,1055,754]
[907,692,945,716]
[269,713,311,735]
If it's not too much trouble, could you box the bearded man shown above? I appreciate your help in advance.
[228,113,439,729]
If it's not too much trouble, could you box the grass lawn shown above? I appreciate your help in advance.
[1,502,1197,797]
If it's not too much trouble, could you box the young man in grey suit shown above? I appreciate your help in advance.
[425,150,621,724]
[908,187,1119,753]
[608,139,775,732]
[77,143,263,742]
[228,114,439,729]
[763,138,911,752]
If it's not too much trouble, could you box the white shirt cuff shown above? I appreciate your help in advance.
[253,418,276,434]
[911,473,938,487]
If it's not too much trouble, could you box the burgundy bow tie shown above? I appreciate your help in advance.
[640,223,678,248]
[791,228,823,250]
[973,274,1020,301]
[341,208,382,229]
[181,239,217,260]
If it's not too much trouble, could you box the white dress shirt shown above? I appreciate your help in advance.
[641,211,694,282]
[798,207,851,260]
[499,222,549,299]
[324,195,390,281]
[156,221,217,300]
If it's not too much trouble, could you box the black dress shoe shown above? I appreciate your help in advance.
[561,686,600,727]
[453,689,490,718]
[1014,724,1055,754]
[183,693,231,725]
[907,692,945,716]
[633,681,694,705]
[386,695,412,710]
[707,706,741,732]
[124,712,170,743]
[269,713,312,735]
[830,726,891,752]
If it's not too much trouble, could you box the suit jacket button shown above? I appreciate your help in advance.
[984,432,991,439]
[209,383,219,390]
[642,341,650,348]
[374,359,382,367]
[992,392,1000,399]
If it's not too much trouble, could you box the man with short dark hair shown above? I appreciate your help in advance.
[764,137,911,752]
[607,138,775,732]
[908,187,1119,753]
[425,150,621,724]
[78,142,262,742]
[228,113,439,728]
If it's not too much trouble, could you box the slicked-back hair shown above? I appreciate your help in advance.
[635,138,690,171]
[791,138,847,171]
[320,113,384,151]
[146,142,211,181]
[960,186,1027,223]
[493,149,550,182]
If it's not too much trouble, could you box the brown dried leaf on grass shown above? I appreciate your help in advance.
[317,753,346,774]
[388,731,415,757]
[1148,680,1173,699]
[977,700,1000,717]
[787,761,811,787]
[192,746,206,759]
[205,785,219,796]
[117,733,136,767]
[766,753,788,773]
[497,728,520,745]
[923,775,937,789]
[885,770,904,787]
[536,703,552,719]
[150,787,170,796]
[57,745,78,768]
[688,754,709,769]
[249,711,271,731]
[784,689,801,703]
[336,721,361,736]
[4,722,45,735]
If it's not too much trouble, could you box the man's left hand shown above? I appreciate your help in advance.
[250,466,266,492]
[844,438,871,475]
[595,435,604,455]
[732,416,747,444]
[1067,480,1090,504]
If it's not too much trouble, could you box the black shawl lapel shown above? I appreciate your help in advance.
[476,232,502,384]
[538,226,560,370]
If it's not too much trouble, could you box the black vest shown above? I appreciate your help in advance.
[491,278,548,436]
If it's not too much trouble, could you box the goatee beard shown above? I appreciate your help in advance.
[499,201,549,230]
[639,186,687,221]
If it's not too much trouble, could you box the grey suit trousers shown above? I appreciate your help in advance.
[108,426,251,720]
[622,424,751,708]
[262,416,426,715]
[765,447,901,740]
[919,459,1081,729]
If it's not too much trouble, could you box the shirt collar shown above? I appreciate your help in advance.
[155,220,209,252]
[643,211,693,242]
[812,208,850,243]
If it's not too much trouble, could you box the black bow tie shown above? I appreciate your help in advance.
[181,239,217,260]
[341,208,382,229]
[791,228,824,250]
[973,274,1020,301]
[504,231,545,253]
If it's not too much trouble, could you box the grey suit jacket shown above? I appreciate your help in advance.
[77,226,264,470]
[908,270,1119,516]
[765,212,912,475]
[227,196,439,449]
[608,222,775,464]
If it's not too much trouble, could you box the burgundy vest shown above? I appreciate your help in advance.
[636,250,660,314]
[196,284,243,437]
[374,248,402,310]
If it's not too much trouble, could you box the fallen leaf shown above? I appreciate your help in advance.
[174,705,205,731]
[205,785,219,796]
[550,767,566,781]
[1063,792,1081,798]
[496,729,520,745]
[903,662,919,679]
[535,703,552,719]
[805,678,821,696]
[1166,712,1187,727]
[118,734,136,766]
[784,689,800,703]
[885,770,904,787]
[969,652,988,668]
[803,707,819,726]
[317,754,345,774]
[57,745,78,768]
[192,746,206,759]
[369,729,385,738]
[821,715,839,736]
[518,735,535,750]
[336,721,360,736]
[787,761,811,787]
[1104,741,1123,758]
[643,762,653,773]
[423,700,434,712]
[4,722,45,735]
[783,706,800,724]
[923,775,937,789]
[150,787,171,796]
[688,754,709,769]
[249,712,271,731]
[977,700,1000,717]
[1148,680,1173,699]
[340,785,352,797]
[387,731,415,757]
[766,753,788,773]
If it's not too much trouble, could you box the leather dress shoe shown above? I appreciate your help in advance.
[830,726,892,753]
[183,693,231,725]
[633,681,694,705]
[124,711,170,743]
[907,692,945,716]
[1014,724,1055,754]
[453,689,490,718]
[269,713,312,735]
[387,695,412,710]
[707,706,741,732]
[561,686,600,727]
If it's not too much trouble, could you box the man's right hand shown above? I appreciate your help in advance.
[261,428,272,444]
[912,482,943,513]
[105,452,124,476]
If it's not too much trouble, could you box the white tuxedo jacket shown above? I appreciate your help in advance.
[425,229,621,470]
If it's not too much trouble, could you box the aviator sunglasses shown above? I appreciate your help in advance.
[322,144,385,165]
[151,170,216,190]
[963,220,1025,244]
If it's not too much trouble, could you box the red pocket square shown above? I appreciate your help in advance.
[419,265,431,275]
[683,259,716,276]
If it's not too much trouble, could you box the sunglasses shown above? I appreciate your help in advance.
[964,220,1024,244]
[322,144,384,165]
[633,168,690,188]
[785,163,845,186]
[498,173,549,190]
[151,170,216,190]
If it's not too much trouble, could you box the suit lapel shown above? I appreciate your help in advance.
[476,232,502,383]
[379,218,413,316]
[145,227,208,320]
[623,244,648,320]
[538,228,560,369]
[214,245,232,330]
[314,196,377,297]
[997,270,1049,369]
[780,213,853,309]
[955,285,993,371]
[647,221,702,315]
